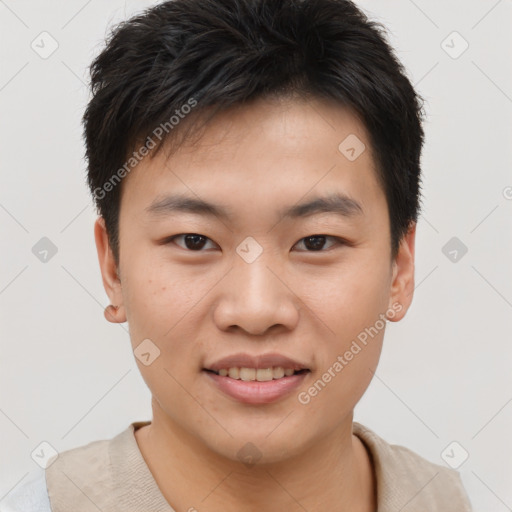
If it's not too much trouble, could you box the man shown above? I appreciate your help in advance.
[2,0,473,510]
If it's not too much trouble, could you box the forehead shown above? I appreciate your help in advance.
[120,96,384,224]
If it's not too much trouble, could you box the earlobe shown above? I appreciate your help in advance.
[94,216,127,323]
[387,222,416,322]
[104,304,121,323]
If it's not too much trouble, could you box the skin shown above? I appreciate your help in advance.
[95,95,416,512]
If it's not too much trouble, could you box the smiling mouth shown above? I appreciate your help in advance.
[203,367,310,382]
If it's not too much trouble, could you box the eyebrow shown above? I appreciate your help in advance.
[145,192,364,222]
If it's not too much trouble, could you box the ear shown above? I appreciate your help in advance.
[387,222,416,322]
[94,216,127,323]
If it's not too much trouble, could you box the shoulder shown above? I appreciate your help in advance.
[43,434,114,511]
[43,423,146,511]
[0,469,52,512]
[353,421,473,511]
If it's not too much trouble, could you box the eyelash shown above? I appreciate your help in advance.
[163,233,350,252]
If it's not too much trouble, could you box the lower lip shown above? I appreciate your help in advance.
[204,370,309,404]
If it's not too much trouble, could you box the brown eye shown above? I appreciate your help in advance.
[293,235,344,252]
[168,234,217,251]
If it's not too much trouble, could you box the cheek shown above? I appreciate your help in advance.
[311,257,390,406]
[121,253,215,378]
[298,253,392,340]
[293,253,390,401]
[122,258,208,410]
[123,252,200,334]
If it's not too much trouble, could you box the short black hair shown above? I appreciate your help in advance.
[84,0,425,265]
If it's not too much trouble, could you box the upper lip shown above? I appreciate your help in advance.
[204,352,310,372]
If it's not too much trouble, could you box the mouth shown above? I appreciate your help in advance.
[203,367,310,381]
[202,359,311,404]
[203,352,311,404]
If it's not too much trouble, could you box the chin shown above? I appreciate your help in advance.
[199,423,310,466]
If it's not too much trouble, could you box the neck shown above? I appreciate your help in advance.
[135,403,376,512]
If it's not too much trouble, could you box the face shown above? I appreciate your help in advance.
[95,96,415,464]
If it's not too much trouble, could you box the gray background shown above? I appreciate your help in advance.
[1,0,511,510]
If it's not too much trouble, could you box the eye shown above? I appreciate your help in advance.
[166,233,218,251]
[163,233,348,252]
[293,235,346,252]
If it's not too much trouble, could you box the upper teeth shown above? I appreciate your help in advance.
[216,367,297,381]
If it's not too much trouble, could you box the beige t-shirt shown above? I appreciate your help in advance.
[41,420,472,511]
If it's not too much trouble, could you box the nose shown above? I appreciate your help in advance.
[213,255,300,336]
